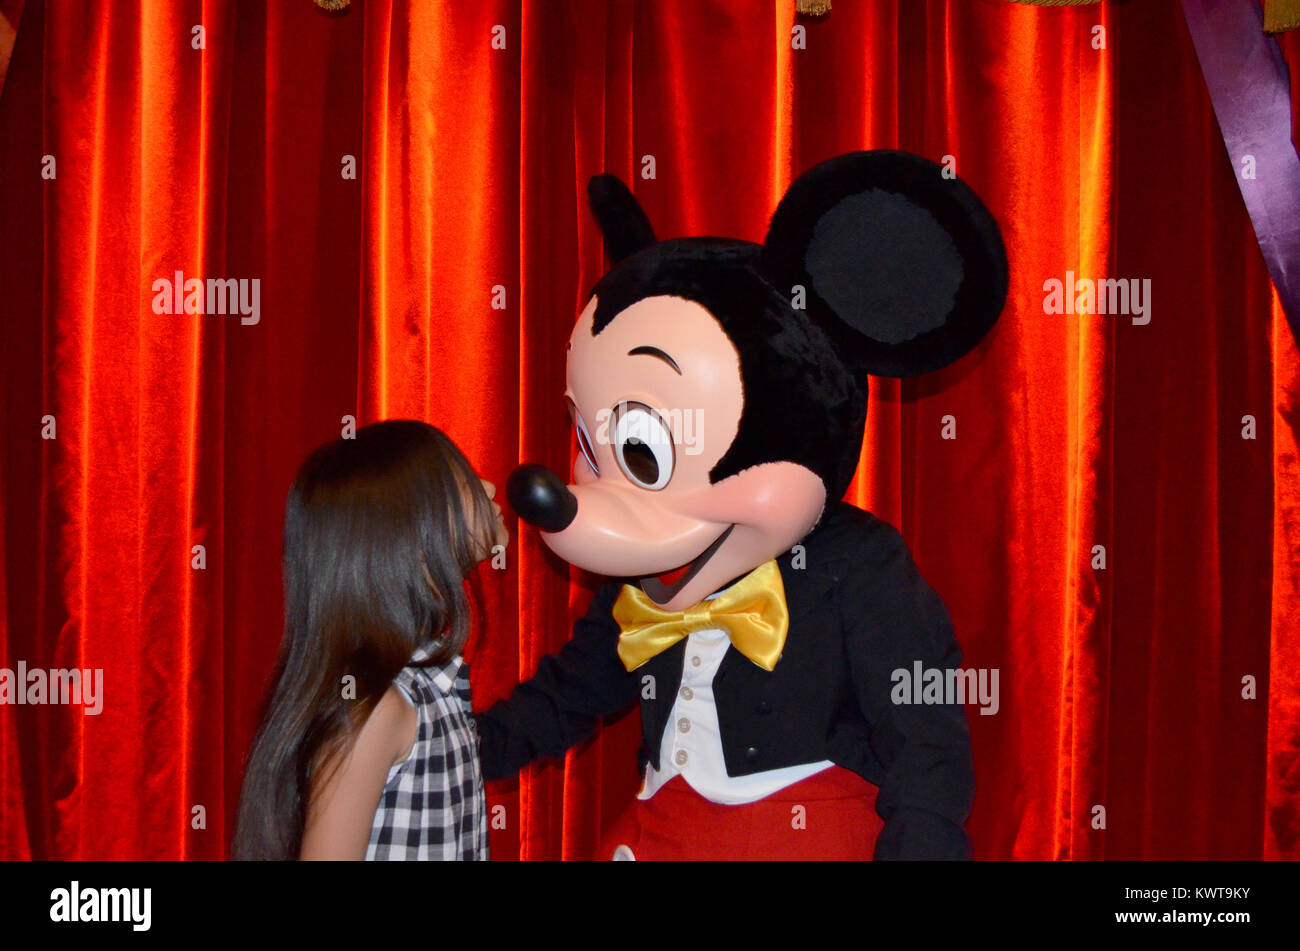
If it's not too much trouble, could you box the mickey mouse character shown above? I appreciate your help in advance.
[477,150,1008,860]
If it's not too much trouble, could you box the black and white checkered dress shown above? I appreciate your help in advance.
[365,649,488,860]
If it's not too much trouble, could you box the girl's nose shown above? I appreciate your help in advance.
[481,478,496,499]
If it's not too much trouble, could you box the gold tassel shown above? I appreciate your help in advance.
[314,0,350,10]
[1265,0,1300,33]
[796,0,831,16]
[1004,1,1103,6]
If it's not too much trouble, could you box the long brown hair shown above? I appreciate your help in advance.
[231,419,495,860]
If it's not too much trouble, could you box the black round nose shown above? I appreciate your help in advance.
[506,463,578,533]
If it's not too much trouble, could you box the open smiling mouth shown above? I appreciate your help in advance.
[637,524,735,605]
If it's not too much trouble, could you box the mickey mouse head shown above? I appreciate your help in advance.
[508,150,1008,610]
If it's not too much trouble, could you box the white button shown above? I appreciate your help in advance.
[691,656,702,667]
[675,749,688,766]
[679,685,694,701]
[612,844,636,861]
[678,717,690,733]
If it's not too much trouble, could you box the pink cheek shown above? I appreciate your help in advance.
[696,467,825,529]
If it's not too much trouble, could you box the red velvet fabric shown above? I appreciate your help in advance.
[0,0,1298,860]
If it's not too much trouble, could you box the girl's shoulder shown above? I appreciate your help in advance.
[370,683,419,769]
[394,647,472,712]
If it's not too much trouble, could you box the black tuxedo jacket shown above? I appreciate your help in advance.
[475,500,976,859]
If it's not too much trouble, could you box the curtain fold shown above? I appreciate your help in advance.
[1269,290,1300,859]
[0,0,1297,860]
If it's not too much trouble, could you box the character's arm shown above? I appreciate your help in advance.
[841,525,976,860]
[474,580,640,780]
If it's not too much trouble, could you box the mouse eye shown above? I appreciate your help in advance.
[567,398,600,476]
[611,401,674,490]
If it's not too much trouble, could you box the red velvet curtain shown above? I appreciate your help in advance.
[1,0,1298,860]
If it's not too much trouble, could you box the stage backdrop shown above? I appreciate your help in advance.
[1,0,1298,860]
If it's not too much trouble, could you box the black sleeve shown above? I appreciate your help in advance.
[839,525,976,860]
[474,580,641,780]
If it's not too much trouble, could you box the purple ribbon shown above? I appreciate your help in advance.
[1182,0,1300,346]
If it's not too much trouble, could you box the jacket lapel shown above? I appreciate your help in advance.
[714,553,841,684]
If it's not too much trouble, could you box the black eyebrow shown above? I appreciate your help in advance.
[627,346,682,375]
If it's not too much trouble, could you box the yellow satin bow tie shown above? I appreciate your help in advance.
[613,559,789,672]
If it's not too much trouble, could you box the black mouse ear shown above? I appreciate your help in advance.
[760,150,1008,378]
[588,173,657,265]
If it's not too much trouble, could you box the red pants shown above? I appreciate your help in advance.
[595,765,883,860]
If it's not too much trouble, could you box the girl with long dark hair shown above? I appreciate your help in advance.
[232,419,506,860]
